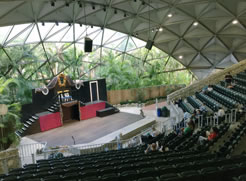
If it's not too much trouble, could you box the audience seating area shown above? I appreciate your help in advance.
[195,92,220,112]
[3,70,246,181]
[2,144,246,181]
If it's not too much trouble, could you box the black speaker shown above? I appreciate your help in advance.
[145,40,153,50]
[84,37,93,52]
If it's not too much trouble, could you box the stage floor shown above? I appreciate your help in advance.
[27,112,143,147]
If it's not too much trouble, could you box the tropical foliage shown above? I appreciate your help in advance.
[0,43,192,90]
[0,78,32,150]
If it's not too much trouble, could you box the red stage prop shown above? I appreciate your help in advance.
[80,102,106,120]
[39,112,62,132]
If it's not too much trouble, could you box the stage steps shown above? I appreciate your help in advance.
[46,102,60,113]
[96,107,119,117]
[15,115,39,137]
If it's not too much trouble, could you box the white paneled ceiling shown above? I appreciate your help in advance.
[0,0,245,78]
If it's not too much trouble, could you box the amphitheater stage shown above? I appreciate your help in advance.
[27,112,155,147]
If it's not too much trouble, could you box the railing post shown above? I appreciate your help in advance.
[31,153,35,164]
[234,109,237,122]
[44,151,47,159]
[2,159,8,174]
[229,112,232,123]
[200,115,203,128]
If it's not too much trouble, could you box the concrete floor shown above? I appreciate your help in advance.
[27,112,143,147]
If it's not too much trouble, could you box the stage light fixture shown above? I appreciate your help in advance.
[65,2,69,7]
[78,2,82,8]
[142,0,145,5]
[167,13,172,18]
[91,25,93,28]
[103,6,106,12]
[80,23,82,27]
[68,22,71,26]
[179,55,183,59]
[114,9,117,14]
[124,12,127,17]
[232,19,238,24]
[159,27,163,31]
[42,22,45,26]
[193,22,198,26]
[51,1,55,6]
[92,4,95,9]
[55,22,59,26]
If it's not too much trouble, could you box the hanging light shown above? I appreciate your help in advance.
[193,22,199,26]
[167,13,173,18]
[78,2,82,8]
[51,1,55,7]
[232,19,238,24]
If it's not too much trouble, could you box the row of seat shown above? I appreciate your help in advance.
[234,173,246,181]
[234,77,246,86]
[213,85,246,104]
[196,123,230,152]
[207,90,236,109]
[236,72,246,80]
[217,121,246,157]
[187,96,201,110]
[179,101,193,113]
[233,84,246,95]
[3,153,246,181]
[195,92,219,112]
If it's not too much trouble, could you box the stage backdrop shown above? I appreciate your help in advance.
[21,78,108,123]
[71,78,107,103]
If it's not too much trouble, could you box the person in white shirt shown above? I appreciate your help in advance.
[207,85,213,92]
[217,107,225,124]
[200,103,206,113]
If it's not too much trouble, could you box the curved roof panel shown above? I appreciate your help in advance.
[0,0,245,79]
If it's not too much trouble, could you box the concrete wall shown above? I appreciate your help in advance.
[107,84,185,105]
[167,59,246,103]
[0,148,20,174]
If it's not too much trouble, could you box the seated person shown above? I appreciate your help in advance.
[225,72,233,87]
[227,82,235,89]
[145,142,160,154]
[217,107,225,124]
[184,112,191,121]
[199,103,207,113]
[151,127,160,137]
[198,127,219,144]
[184,120,195,135]
[141,132,154,145]
[176,120,195,136]
[202,85,208,93]
[159,143,169,152]
[207,85,213,92]
[178,120,195,136]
